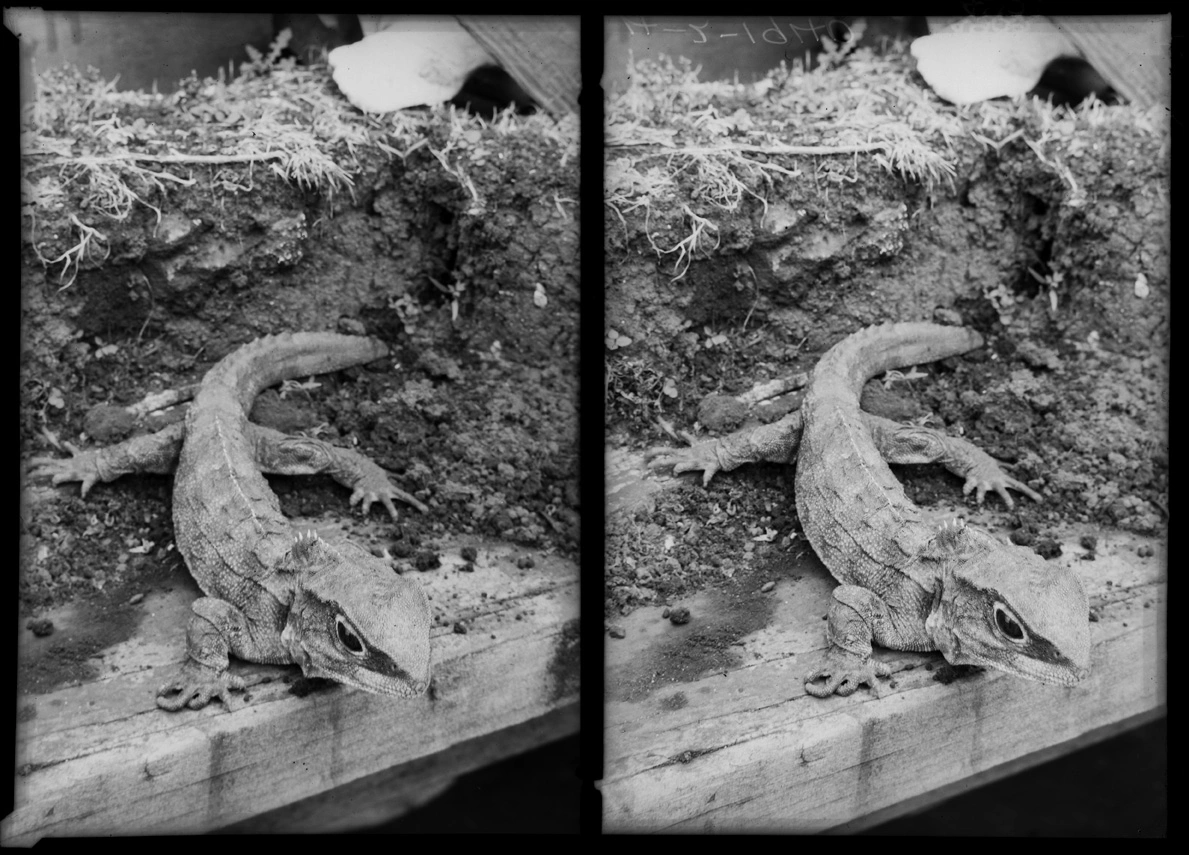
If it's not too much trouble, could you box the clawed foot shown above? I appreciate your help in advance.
[351,462,429,519]
[804,650,892,698]
[27,442,105,497]
[156,661,247,712]
[644,443,723,487]
[961,457,1043,509]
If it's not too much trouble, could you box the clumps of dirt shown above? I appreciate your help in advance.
[917,338,1168,534]
[21,471,175,612]
[610,562,780,704]
[83,403,136,443]
[17,568,171,695]
[606,464,795,620]
[665,607,691,626]
[696,395,747,432]
[932,663,985,686]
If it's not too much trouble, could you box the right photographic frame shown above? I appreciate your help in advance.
[602,15,1168,835]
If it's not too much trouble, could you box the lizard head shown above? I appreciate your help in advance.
[280,531,432,698]
[923,520,1091,686]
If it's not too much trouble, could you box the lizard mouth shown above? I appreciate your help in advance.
[297,655,430,698]
[333,665,431,698]
[960,644,1090,686]
[1016,662,1089,687]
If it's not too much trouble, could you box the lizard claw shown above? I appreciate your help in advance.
[349,467,429,520]
[804,650,891,698]
[28,442,104,498]
[960,459,1043,508]
[644,444,722,487]
[156,662,247,712]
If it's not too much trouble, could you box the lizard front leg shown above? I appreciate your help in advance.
[645,411,804,485]
[156,597,282,712]
[249,425,428,519]
[804,585,899,698]
[27,422,186,496]
[648,409,1041,508]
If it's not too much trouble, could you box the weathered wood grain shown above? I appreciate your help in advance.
[224,704,578,832]
[602,523,1164,833]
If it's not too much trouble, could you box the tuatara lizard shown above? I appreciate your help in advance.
[30,332,432,711]
[647,322,1090,697]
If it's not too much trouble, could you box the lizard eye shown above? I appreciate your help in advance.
[336,615,367,656]
[993,602,1027,643]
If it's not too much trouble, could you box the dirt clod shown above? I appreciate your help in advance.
[26,618,53,637]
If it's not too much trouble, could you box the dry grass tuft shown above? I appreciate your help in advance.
[605,45,1168,281]
[21,32,577,288]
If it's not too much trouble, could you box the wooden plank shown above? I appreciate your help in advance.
[602,479,1165,833]
[222,703,579,833]
[836,706,1165,833]
[5,534,579,844]
[458,17,581,115]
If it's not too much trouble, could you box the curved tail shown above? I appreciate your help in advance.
[201,332,390,409]
[813,322,984,399]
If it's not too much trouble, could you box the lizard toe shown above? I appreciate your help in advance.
[804,669,843,698]
[805,652,888,698]
[350,483,427,517]
[643,447,682,469]
[1007,477,1043,503]
[156,668,246,712]
[28,445,105,497]
[644,445,721,484]
[963,462,1042,508]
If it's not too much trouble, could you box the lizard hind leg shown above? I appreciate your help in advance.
[249,425,428,519]
[28,422,187,497]
[865,415,1043,508]
[645,411,805,487]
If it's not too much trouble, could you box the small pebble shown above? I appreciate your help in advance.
[669,607,691,626]
[413,552,441,572]
[26,618,53,637]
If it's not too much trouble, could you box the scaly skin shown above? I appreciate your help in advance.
[648,322,1090,697]
[31,332,432,711]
